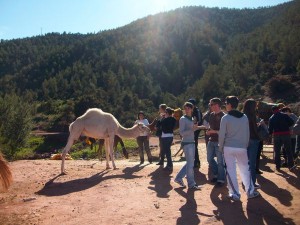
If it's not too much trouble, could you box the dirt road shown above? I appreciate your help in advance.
[0,138,299,225]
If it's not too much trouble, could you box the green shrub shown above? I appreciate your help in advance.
[70,147,98,159]
[14,147,35,160]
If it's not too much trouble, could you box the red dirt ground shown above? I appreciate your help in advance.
[0,137,299,225]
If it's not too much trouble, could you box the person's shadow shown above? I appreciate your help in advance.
[36,164,145,196]
[257,175,293,206]
[147,166,173,198]
[259,154,275,173]
[247,195,296,225]
[275,168,300,189]
[194,168,208,186]
[210,185,249,225]
[175,188,201,225]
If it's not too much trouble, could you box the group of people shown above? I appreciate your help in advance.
[134,96,299,200]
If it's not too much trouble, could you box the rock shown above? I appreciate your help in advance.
[23,197,37,202]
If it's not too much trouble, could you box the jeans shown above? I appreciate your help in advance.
[274,135,294,168]
[175,143,196,188]
[256,141,263,171]
[247,139,259,184]
[207,141,225,182]
[194,130,201,166]
[161,137,173,167]
[136,136,152,162]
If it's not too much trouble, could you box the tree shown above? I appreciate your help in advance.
[0,94,34,159]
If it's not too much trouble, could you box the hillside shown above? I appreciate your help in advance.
[0,0,299,129]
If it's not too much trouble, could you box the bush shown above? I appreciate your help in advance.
[266,76,297,102]
[0,94,35,159]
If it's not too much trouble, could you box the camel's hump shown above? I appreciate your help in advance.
[78,108,116,121]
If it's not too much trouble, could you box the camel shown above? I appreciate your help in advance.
[61,108,150,174]
[0,152,12,191]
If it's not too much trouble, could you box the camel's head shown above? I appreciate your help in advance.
[136,122,150,134]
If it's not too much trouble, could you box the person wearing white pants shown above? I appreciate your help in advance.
[219,96,260,201]
[223,146,254,199]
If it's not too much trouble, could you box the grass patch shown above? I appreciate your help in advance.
[70,147,98,159]
[13,137,139,160]
[14,147,36,160]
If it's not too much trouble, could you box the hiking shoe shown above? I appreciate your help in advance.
[248,191,260,199]
[189,185,201,190]
[174,179,186,188]
[228,194,240,201]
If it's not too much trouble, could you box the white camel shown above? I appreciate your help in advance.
[61,108,150,174]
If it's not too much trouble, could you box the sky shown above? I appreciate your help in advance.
[0,0,292,40]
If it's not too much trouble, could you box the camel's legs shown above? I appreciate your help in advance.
[61,138,74,174]
[108,136,117,169]
[98,139,105,161]
[104,139,111,169]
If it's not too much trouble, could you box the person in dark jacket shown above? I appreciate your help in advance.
[159,107,177,171]
[156,104,167,165]
[188,98,203,168]
[268,105,295,171]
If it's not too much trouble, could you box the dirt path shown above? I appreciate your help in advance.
[0,138,299,225]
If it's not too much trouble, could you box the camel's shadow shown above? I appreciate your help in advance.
[36,165,145,196]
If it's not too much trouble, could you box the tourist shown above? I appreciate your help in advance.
[135,111,152,164]
[219,96,260,200]
[243,99,261,188]
[156,104,167,165]
[268,106,295,171]
[206,98,225,187]
[187,98,203,168]
[160,107,177,171]
[174,102,201,190]
[281,107,298,158]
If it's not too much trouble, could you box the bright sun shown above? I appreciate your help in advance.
[151,0,169,12]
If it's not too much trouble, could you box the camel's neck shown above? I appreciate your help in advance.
[117,125,140,138]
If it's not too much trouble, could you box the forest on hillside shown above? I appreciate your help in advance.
[0,1,299,158]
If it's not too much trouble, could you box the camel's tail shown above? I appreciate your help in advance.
[0,153,13,191]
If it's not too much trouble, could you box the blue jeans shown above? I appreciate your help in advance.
[175,143,196,187]
[247,139,259,184]
[161,137,173,167]
[207,141,225,182]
